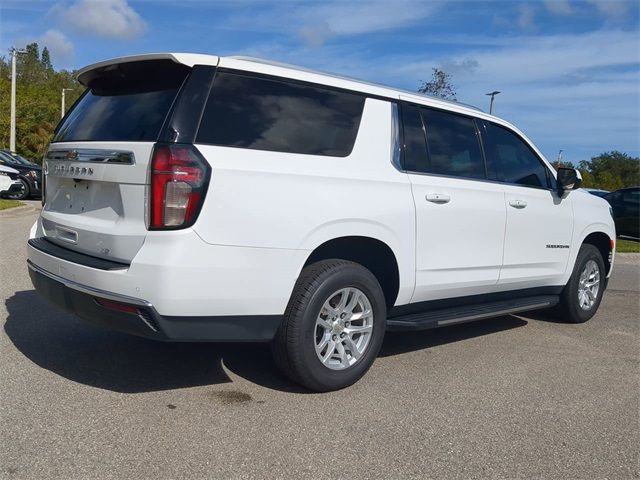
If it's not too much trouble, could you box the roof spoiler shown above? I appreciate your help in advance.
[76,53,220,86]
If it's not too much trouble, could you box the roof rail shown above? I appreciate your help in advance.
[229,55,483,112]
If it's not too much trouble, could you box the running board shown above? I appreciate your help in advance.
[386,295,559,331]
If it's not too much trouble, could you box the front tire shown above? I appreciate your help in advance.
[272,260,386,392]
[9,178,30,200]
[555,244,606,323]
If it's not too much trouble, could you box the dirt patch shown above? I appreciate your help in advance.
[209,390,253,405]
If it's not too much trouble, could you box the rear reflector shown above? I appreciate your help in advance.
[95,298,140,314]
[149,143,210,230]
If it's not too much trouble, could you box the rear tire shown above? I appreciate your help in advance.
[272,259,386,392]
[555,244,606,323]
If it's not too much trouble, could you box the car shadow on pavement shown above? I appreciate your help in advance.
[380,315,527,357]
[5,289,527,394]
[4,290,310,394]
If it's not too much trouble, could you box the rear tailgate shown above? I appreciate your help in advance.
[41,58,191,263]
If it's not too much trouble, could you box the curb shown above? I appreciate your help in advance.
[0,204,38,218]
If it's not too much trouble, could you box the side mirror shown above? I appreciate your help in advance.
[557,167,582,193]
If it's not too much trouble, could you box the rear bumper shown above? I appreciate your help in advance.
[27,220,309,317]
[0,182,23,198]
[28,260,282,342]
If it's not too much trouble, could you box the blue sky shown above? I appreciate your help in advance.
[1,0,638,162]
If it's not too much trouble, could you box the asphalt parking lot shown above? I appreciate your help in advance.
[1,207,638,479]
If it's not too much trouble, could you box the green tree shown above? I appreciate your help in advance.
[577,151,639,191]
[418,68,457,100]
[0,45,82,162]
[41,47,52,71]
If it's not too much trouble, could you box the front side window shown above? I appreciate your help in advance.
[196,72,365,157]
[484,123,550,188]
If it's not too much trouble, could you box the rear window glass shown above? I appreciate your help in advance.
[196,72,365,157]
[54,60,189,142]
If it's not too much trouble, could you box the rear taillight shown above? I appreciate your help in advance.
[149,143,210,230]
[42,168,46,206]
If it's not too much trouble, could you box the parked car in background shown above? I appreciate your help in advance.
[584,188,609,198]
[27,53,616,391]
[0,164,24,199]
[0,150,42,200]
[604,187,639,239]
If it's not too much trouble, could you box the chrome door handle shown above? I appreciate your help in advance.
[509,199,527,209]
[426,193,450,204]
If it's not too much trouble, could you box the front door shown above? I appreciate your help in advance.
[481,121,573,287]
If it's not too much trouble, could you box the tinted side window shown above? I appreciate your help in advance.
[622,189,639,205]
[484,123,550,188]
[401,105,428,172]
[196,72,365,157]
[420,109,485,179]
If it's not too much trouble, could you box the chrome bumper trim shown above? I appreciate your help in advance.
[27,260,152,308]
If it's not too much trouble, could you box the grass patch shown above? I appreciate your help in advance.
[616,239,640,253]
[0,199,25,211]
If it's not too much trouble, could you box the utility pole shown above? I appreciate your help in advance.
[61,88,73,118]
[10,47,26,154]
[485,90,500,115]
[557,149,563,164]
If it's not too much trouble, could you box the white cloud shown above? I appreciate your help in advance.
[387,29,639,159]
[225,0,442,48]
[39,29,74,65]
[517,4,536,30]
[587,0,629,16]
[54,0,147,40]
[300,0,440,37]
[544,0,573,15]
[298,22,333,49]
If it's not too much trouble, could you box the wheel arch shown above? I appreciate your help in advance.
[581,230,613,276]
[302,236,401,311]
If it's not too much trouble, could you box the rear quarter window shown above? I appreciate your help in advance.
[196,72,365,157]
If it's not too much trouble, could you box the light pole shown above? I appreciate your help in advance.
[485,90,500,115]
[10,47,26,154]
[61,88,73,119]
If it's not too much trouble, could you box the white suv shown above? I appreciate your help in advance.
[27,53,615,391]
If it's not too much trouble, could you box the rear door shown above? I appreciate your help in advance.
[481,121,574,287]
[42,59,191,263]
[401,103,507,302]
[608,188,640,238]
